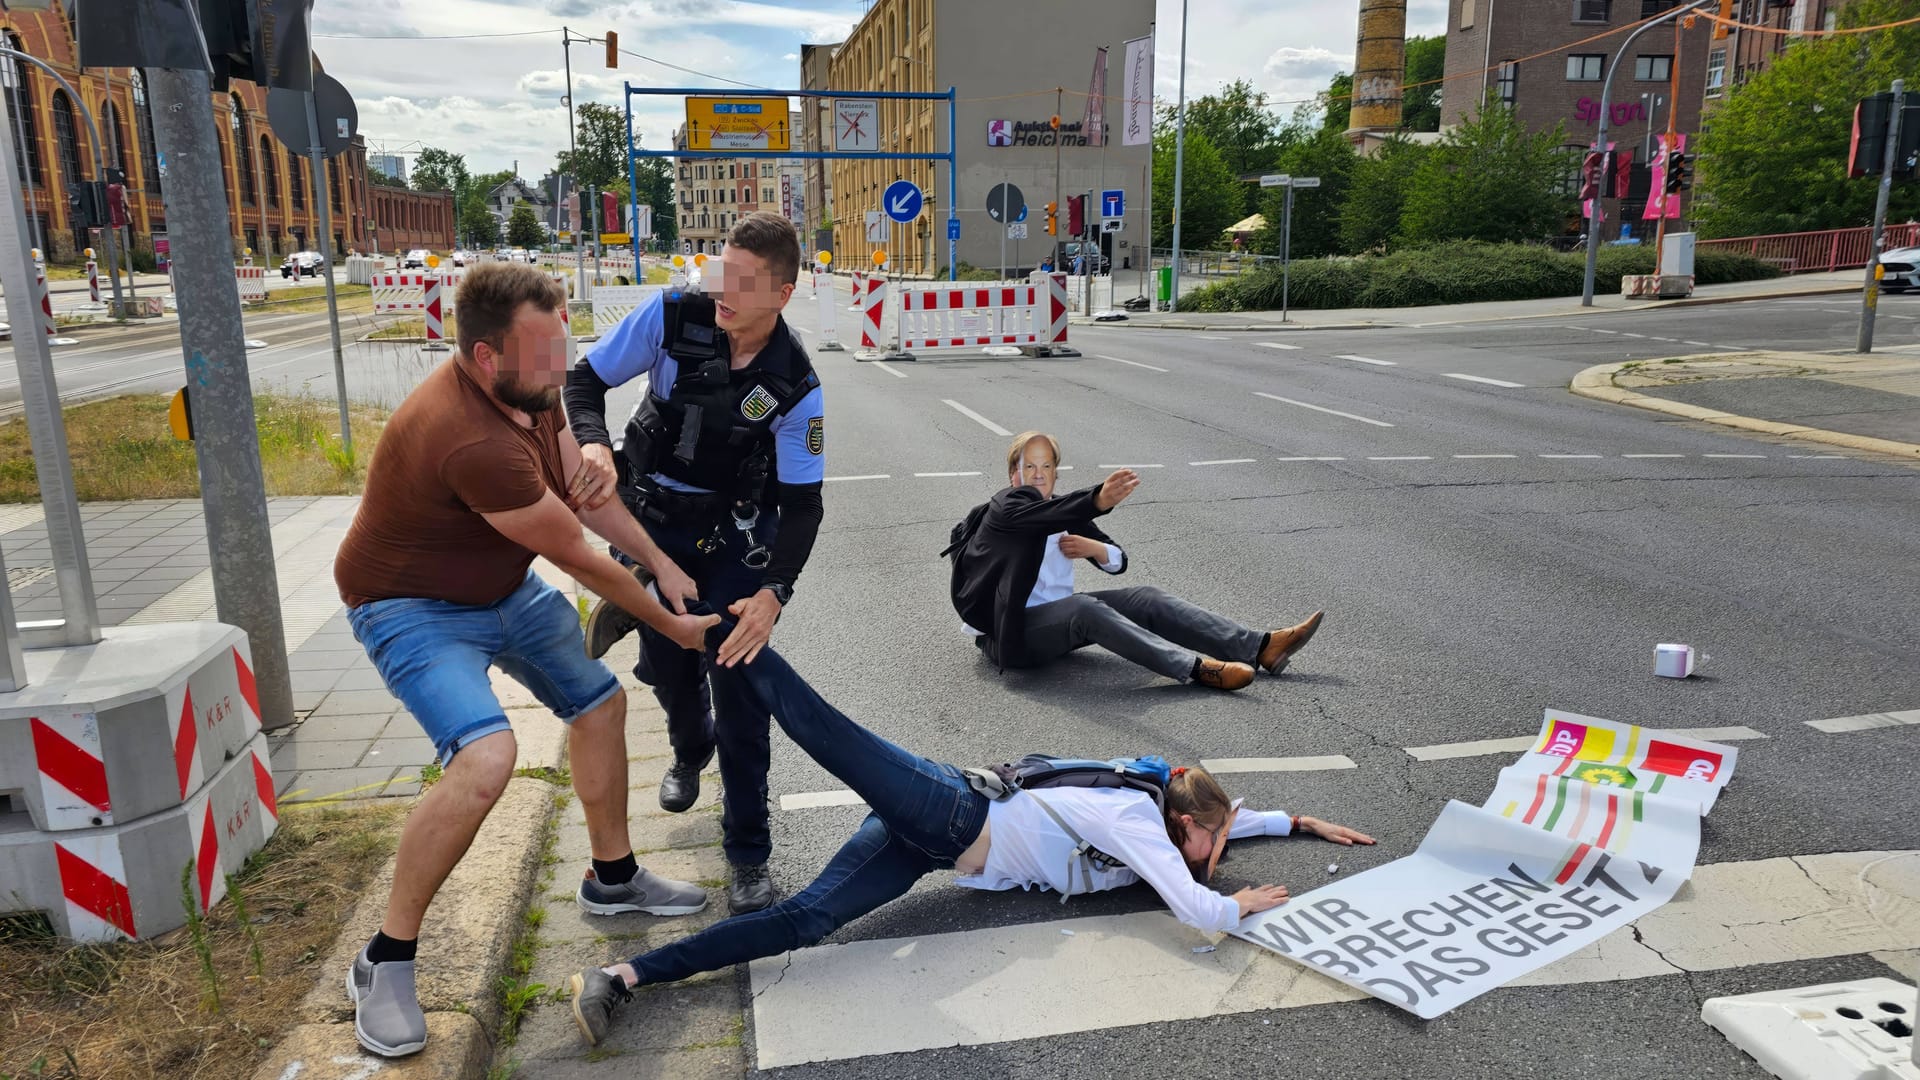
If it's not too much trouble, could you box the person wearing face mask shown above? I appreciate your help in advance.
[943,431,1326,690]
[563,211,825,917]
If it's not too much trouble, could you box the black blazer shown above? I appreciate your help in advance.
[943,483,1127,668]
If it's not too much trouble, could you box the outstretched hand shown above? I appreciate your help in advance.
[1295,815,1376,846]
[1094,468,1141,511]
[1233,884,1290,918]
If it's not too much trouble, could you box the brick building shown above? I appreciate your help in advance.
[1720,0,1845,99]
[0,7,451,263]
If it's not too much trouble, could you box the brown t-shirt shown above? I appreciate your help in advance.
[335,360,569,607]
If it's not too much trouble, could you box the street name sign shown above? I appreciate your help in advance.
[685,97,791,151]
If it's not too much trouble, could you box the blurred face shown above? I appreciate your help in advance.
[476,301,569,413]
[1176,813,1229,874]
[1011,437,1057,497]
[714,245,794,336]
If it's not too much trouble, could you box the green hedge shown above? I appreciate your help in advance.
[1177,241,1782,312]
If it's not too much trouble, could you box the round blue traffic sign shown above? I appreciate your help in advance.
[884,179,924,224]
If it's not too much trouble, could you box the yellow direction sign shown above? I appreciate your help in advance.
[685,96,791,151]
[600,232,631,244]
[168,387,194,441]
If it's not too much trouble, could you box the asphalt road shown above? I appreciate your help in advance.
[716,288,1916,1077]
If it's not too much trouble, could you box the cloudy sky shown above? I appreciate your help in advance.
[312,0,1447,179]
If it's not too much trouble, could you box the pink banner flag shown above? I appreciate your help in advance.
[1086,47,1109,148]
[1645,132,1687,221]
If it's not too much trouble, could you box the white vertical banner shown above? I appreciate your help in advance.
[1121,35,1153,147]
[1086,46,1109,148]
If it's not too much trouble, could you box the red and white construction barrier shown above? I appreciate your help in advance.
[86,260,99,303]
[371,271,439,313]
[423,274,447,350]
[858,273,887,351]
[848,271,867,312]
[883,271,1078,360]
[812,270,843,352]
[34,265,73,346]
[234,265,267,304]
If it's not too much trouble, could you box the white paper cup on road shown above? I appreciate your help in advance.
[1654,643,1697,678]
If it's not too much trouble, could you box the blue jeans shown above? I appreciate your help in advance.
[615,504,779,865]
[347,572,620,763]
[623,635,988,987]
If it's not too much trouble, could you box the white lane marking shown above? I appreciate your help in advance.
[1255,341,1300,350]
[1622,453,1686,458]
[1199,755,1357,773]
[791,325,809,334]
[1620,332,1648,338]
[1189,458,1257,466]
[942,398,1012,436]
[1443,373,1526,388]
[1649,337,1679,343]
[1254,392,1394,427]
[1703,453,1767,459]
[825,474,891,483]
[871,361,909,379]
[1805,709,1920,734]
[747,850,1920,1069]
[1334,354,1396,366]
[914,471,983,478]
[1789,454,1848,459]
[1277,456,1345,461]
[1404,725,1769,762]
[1098,463,1164,468]
[1454,454,1518,459]
[779,790,869,811]
[1096,353,1169,372]
[1539,454,1604,459]
[1367,455,1432,461]
[1056,465,1074,470]
[1198,334,1229,340]
[1683,341,1715,347]
[1589,328,1619,334]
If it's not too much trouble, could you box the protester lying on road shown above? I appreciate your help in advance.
[942,430,1326,691]
[566,630,1375,1046]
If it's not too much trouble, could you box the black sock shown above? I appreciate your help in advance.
[1190,657,1206,680]
[366,930,416,965]
[1261,631,1274,656]
[593,852,639,887]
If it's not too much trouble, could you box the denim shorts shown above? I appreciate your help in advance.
[347,571,621,763]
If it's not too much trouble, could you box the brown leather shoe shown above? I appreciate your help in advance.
[1258,611,1325,674]
[1193,657,1255,690]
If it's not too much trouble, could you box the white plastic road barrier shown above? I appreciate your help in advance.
[1702,978,1920,1080]
[34,266,73,345]
[897,279,1046,354]
[812,270,843,351]
[848,271,867,312]
[234,265,266,303]
[371,271,435,313]
[86,260,99,303]
[859,274,886,350]
[590,284,659,334]
[423,274,446,349]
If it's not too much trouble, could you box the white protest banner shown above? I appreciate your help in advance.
[1232,710,1739,1018]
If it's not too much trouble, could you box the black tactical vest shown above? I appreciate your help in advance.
[623,292,818,498]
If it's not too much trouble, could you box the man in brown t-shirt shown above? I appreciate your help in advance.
[333,262,718,1059]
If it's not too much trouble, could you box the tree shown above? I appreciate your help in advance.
[1398,103,1573,245]
[411,146,469,196]
[507,204,546,249]
[1694,0,1920,237]
[367,167,407,189]
[556,102,629,237]
[1152,125,1242,249]
[1179,79,1291,214]
[1402,35,1445,132]
[1249,126,1357,258]
[633,153,677,251]
[1339,135,1430,253]
[1319,73,1353,135]
[460,196,499,248]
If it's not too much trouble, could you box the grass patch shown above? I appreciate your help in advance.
[513,765,573,787]
[0,392,389,503]
[366,312,459,341]
[0,801,405,1079]
[249,284,373,317]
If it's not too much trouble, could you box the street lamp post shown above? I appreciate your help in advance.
[1582,0,1713,306]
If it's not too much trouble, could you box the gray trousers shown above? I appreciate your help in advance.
[1019,585,1263,681]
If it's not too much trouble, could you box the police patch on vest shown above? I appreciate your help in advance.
[806,416,823,455]
[740,385,780,421]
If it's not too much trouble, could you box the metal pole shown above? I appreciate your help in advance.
[147,66,293,730]
[9,61,41,254]
[1281,183,1293,323]
[245,102,267,264]
[947,87,957,281]
[1054,86,1062,273]
[998,172,1007,280]
[1169,0,1189,311]
[1583,0,1710,306]
[99,66,130,301]
[0,49,125,311]
[302,91,350,454]
[1141,22,1153,301]
[563,27,585,300]
[1859,79,1904,354]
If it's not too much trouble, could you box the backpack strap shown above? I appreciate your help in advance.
[1021,790,1124,904]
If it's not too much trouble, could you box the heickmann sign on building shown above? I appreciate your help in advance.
[987,119,1096,147]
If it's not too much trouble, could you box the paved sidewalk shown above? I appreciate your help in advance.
[0,495,445,805]
[1570,350,1920,457]
[1075,270,1863,330]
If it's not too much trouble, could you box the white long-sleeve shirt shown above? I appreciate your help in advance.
[964,532,1123,636]
[952,788,1292,934]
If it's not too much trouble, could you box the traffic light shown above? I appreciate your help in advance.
[1045,200,1058,236]
[1664,150,1693,194]
[66,182,109,228]
[1067,194,1085,237]
[1714,0,1732,39]
[605,30,618,68]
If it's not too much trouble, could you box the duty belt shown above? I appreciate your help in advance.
[628,481,729,526]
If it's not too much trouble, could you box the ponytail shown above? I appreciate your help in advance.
[1163,767,1233,869]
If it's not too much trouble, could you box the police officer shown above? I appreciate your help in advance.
[564,212,825,914]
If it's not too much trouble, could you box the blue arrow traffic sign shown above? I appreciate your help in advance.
[1101,188,1125,218]
[884,179,924,223]
[947,217,961,241]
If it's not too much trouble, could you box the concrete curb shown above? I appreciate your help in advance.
[252,721,572,1080]
[1568,358,1920,459]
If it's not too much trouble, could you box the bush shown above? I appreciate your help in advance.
[1178,242,1781,312]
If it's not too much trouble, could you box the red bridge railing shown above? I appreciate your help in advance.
[1697,223,1920,273]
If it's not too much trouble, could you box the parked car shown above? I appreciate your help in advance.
[451,250,468,267]
[1059,241,1109,275]
[510,248,532,263]
[1878,246,1920,292]
[402,248,431,269]
[281,251,325,278]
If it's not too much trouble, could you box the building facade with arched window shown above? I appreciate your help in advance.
[0,10,448,262]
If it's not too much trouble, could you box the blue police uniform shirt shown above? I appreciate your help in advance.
[585,289,825,493]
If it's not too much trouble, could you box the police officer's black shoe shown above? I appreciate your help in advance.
[728,862,776,915]
[657,746,715,813]
[583,563,655,660]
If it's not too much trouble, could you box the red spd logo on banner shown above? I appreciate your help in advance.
[1643,739,1724,781]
